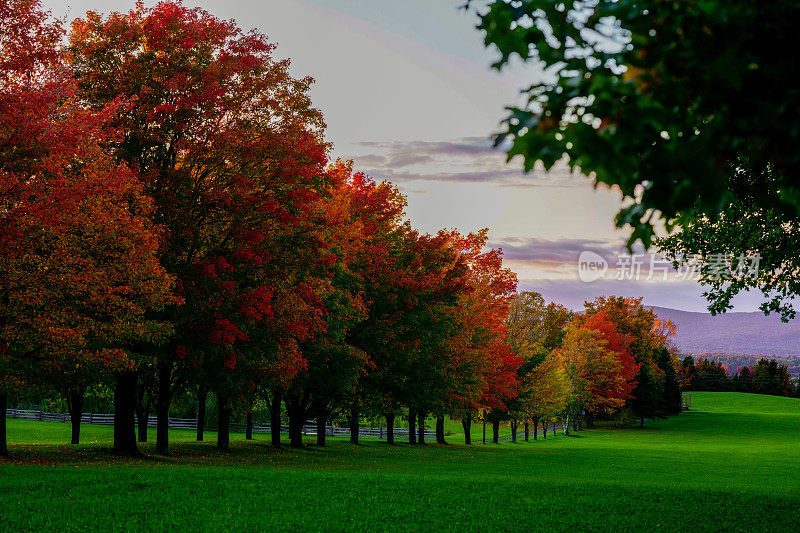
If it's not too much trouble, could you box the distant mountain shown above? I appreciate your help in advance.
[649,307,800,356]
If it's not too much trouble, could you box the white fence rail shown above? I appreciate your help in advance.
[5,409,198,429]
[6,409,562,442]
[5,409,440,440]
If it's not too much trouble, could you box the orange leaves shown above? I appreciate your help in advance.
[1,1,176,398]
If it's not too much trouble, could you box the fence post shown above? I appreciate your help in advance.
[39,410,43,421]
[89,413,93,424]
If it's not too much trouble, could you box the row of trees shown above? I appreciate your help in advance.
[680,357,798,397]
[0,0,524,457]
[1,1,687,458]
[494,294,681,443]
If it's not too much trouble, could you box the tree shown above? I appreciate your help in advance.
[678,356,698,391]
[283,162,373,448]
[694,359,730,392]
[503,291,569,441]
[505,292,572,364]
[655,348,682,416]
[69,0,328,453]
[751,358,793,397]
[473,0,800,248]
[18,172,176,446]
[658,196,800,321]
[582,297,675,426]
[552,324,627,432]
[1,0,175,456]
[444,233,519,445]
[574,311,639,425]
[520,354,570,440]
[0,0,63,459]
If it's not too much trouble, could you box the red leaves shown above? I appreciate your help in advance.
[3,1,532,429]
[1,1,177,397]
[208,318,247,348]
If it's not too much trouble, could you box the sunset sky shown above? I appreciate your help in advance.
[47,0,762,311]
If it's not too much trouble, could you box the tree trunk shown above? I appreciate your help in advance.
[113,372,139,456]
[385,413,395,445]
[136,405,149,443]
[511,419,518,443]
[217,398,231,451]
[348,402,359,445]
[541,419,547,439]
[524,421,529,442]
[67,389,84,445]
[417,411,426,445]
[564,415,570,435]
[0,392,8,457]
[316,404,327,447]
[196,385,207,442]
[155,361,171,456]
[640,416,645,428]
[287,396,305,448]
[482,415,486,444]
[436,415,446,444]
[586,410,595,429]
[492,419,500,444]
[462,415,472,445]
[245,410,254,440]
[408,407,417,445]
[270,389,282,448]
[135,383,149,443]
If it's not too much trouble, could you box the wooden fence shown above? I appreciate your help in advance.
[5,409,570,442]
[4,409,440,440]
[6,409,197,429]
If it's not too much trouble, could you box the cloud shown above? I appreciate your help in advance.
[491,237,622,264]
[348,137,586,188]
[517,278,765,314]
[489,237,682,282]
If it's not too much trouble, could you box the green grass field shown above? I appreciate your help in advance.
[2,392,799,531]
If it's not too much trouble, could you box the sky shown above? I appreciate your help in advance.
[44,0,763,312]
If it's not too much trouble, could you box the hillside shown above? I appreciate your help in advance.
[651,306,800,356]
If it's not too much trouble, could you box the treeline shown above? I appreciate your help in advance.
[679,357,799,397]
[689,353,800,381]
[0,1,684,459]
[0,0,519,456]
[495,294,682,441]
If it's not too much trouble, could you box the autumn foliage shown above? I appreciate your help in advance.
[0,0,686,457]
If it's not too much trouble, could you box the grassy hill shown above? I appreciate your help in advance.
[2,392,799,531]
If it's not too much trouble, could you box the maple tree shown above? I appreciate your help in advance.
[1,0,175,456]
[552,324,627,432]
[520,354,570,440]
[436,231,519,445]
[571,311,640,426]
[282,162,375,448]
[68,0,329,452]
[503,291,571,441]
[582,297,677,426]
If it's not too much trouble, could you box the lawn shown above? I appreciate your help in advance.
[1,392,799,531]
